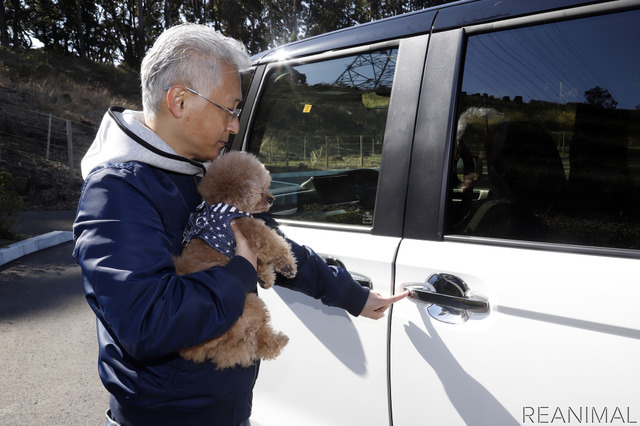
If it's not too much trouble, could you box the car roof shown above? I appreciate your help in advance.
[252,0,611,64]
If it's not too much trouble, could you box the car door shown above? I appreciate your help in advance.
[235,36,429,425]
[391,4,640,425]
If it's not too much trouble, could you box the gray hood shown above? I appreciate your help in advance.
[81,107,207,179]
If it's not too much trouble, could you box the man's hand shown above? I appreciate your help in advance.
[231,220,257,270]
[360,291,409,320]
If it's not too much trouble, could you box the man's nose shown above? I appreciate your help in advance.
[227,117,240,134]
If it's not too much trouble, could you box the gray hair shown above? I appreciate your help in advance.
[141,23,252,121]
[456,107,505,142]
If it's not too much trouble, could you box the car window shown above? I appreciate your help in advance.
[247,49,398,226]
[447,10,640,250]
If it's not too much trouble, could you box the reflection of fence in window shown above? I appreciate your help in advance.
[260,134,382,170]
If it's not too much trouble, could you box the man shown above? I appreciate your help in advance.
[73,23,407,426]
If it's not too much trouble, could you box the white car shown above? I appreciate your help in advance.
[231,0,640,424]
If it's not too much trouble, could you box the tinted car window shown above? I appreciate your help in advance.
[247,49,397,226]
[448,10,640,249]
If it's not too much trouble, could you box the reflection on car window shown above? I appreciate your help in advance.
[247,49,397,226]
[448,10,640,249]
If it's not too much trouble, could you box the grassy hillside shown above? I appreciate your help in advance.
[0,48,141,240]
[0,47,141,120]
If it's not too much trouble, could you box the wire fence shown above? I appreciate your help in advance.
[259,133,383,170]
[0,103,98,185]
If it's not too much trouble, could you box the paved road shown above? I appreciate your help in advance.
[0,241,108,426]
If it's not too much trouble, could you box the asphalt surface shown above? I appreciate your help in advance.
[0,211,108,425]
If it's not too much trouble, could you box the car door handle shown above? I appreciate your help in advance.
[402,273,489,324]
[349,271,373,289]
[323,256,373,289]
[404,284,488,313]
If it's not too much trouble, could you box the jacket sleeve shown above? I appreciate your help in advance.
[73,166,258,360]
[275,238,370,317]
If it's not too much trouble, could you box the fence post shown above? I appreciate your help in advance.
[46,113,52,160]
[285,135,289,167]
[66,120,75,185]
[360,135,364,166]
[325,136,329,168]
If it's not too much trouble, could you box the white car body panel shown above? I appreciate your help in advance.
[243,3,640,424]
[252,224,401,426]
[391,238,640,425]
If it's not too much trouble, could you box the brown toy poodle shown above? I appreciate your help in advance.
[173,151,296,369]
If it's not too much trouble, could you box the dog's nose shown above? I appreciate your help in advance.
[267,196,274,206]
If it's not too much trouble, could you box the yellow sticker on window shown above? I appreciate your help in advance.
[302,104,312,113]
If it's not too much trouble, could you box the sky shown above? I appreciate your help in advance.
[461,9,640,110]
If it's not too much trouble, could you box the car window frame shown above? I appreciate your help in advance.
[234,37,430,238]
[405,0,640,260]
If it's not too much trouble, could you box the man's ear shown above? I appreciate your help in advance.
[166,86,187,118]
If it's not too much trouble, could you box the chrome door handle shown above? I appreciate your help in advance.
[349,271,373,289]
[403,273,489,323]
[405,284,488,312]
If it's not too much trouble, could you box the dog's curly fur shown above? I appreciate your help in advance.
[173,151,296,369]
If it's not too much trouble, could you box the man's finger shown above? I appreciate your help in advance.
[386,290,410,304]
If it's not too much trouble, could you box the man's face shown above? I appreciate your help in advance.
[179,63,243,162]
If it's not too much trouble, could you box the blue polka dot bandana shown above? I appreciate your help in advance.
[182,201,252,257]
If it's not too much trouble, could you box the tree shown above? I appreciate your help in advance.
[136,0,144,60]
[27,0,108,61]
[26,0,63,51]
[12,0,461,65]
[307,0,352,37]
[584,86,618,109]
[163,0,181,28]
[76,0,86,58]
[0,0,10,46]
[99,0,160,68]
[2,0,32,49]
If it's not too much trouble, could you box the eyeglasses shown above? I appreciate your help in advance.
[164,86,242,119]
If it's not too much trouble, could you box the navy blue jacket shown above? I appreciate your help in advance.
[72,109,369,426]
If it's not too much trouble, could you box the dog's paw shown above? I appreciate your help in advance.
[277,262,297,278]
[257,263,276,289]
[258,275,275,289]
[272,255,297,278]
[256,330,289,360]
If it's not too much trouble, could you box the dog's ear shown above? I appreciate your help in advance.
[198,151,273,211]
[196,172,218,203]
[235,176,265,212]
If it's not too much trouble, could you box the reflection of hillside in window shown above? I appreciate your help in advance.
[247,49,398,225]
[250,49,397,156]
